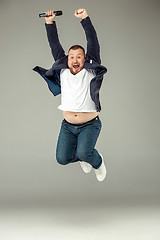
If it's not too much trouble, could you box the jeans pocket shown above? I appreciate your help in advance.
[93,117,101,125]
[93,122,102,131]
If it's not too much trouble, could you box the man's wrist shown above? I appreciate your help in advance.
[81,15,89,20]
[46,21,54,24]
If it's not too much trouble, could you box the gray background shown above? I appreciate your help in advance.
[0,0,160,206]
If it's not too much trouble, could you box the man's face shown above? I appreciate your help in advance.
[68,48,85,75]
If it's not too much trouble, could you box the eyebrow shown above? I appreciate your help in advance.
[68,53,83,56]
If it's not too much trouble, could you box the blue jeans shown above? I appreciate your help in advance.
[56,116,102,169]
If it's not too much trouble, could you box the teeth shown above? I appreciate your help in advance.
[73,65,79,69]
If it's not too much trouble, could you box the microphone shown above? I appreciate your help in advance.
[39,11,63,18]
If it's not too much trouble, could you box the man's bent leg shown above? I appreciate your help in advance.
[76,117,102,169]
[56,120,78,165]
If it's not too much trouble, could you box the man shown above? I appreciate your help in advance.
[33,8,107,181]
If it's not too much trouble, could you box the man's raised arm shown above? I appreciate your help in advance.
[44,9,65,61]
[74,9,101,64]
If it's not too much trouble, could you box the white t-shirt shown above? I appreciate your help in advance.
[58,68,97,112]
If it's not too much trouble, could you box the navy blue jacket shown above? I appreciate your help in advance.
[32,17,107,111]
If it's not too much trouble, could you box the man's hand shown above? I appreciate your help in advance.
[74,8,88,19]
[45,9,56,24]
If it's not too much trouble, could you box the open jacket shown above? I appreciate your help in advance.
[32,17,107,111]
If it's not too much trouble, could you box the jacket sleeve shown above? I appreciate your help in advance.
[45,22,66,61]
[81,17,101,64]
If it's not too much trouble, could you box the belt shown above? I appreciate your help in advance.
[64,116,99,126]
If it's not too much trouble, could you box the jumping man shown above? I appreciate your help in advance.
[33,8,107,181]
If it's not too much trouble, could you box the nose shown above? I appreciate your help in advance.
[73,58,78,63]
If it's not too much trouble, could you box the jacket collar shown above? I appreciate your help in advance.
[51,56,107,76]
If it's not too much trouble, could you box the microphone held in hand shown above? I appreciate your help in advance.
[39,11,63,18]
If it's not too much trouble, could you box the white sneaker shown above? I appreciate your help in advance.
[80,161,92,173]
[94,154,106,181]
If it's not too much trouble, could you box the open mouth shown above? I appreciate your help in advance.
[73,64,80,69]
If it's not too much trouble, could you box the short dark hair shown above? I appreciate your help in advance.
[68,45,85,56]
